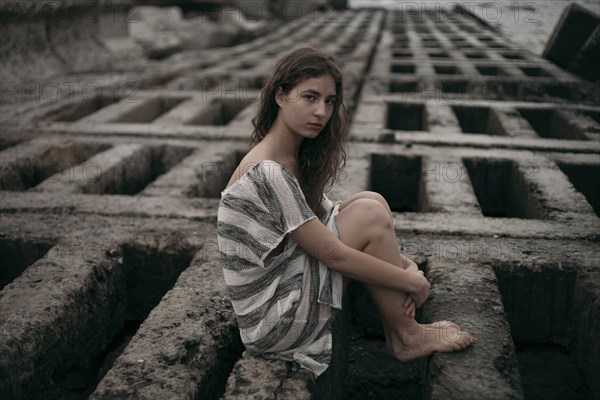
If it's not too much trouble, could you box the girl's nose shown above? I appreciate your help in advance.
[314,101,326,117]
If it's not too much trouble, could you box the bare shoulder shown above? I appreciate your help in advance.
[224,152,274,191]
[225,153,301,191]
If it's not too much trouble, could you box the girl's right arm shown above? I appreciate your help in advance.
[290,219,431,306]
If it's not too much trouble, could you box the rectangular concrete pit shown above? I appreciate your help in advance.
[517,108,590,140]
[463,158,548,219]
[0,141,111,190]
[152,96,253,126]
[421,156,482,215]
[2,4,598,400]
[139,146,245,198]
[93,240,247,400]
[556,162,600,217]
[422,261,523,400]
[451,106,507,135]
[0,232,198,399]
[433,65,460,75]
[441,80,469,95]
[502,52,526,60]
[464,52,488,59]
[476,65,506,76]
[0,237,54,290]
[494,265,596,399]
[189,150,245,198]
[0,238,127,400]
[370,153,423,212]
[114,97,188,123]
[50,94,120,122]
[429,52,450,59]
[519,66,551,77]
[392,50,412,58]
[77,96,189,124]
[386,103,427,131]
[391,64,416,74]
[389,81,420,93]
[399,81,595,103]
[33,144,193,195]
[187,97,253,126]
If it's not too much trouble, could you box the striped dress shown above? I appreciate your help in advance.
[217,160,344,377]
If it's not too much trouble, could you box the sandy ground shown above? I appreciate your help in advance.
[349,0,600,54]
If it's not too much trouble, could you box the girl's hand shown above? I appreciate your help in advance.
[410,270,430,308]
[400,255,418,272]
[405,261,419,273]
[403,294,416,317]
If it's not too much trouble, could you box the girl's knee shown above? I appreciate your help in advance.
[336,198,393,250]
[343,198,392,230]
[353,190,386,205]
[354,191,393,222]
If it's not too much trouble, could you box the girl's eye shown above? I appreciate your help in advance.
[304,95,315,101]
[326,98,336,104]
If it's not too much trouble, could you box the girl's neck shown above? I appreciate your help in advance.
[264,118,303,162]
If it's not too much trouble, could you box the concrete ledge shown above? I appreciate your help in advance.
[223,355,314,399]
[139,144,244,198]
[569,272,600,400]
[0,191,219,220]
[421,155,482,215]
[422,261,523,400]
[543,3,600,82]
[0,139,92,190]
[33,144,152,194]
[92,248,243,399]
[0,236,127,399]
[223,304,349,399]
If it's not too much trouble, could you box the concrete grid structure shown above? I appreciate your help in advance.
[0,3,599,400]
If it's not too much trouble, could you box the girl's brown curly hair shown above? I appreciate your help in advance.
[250,47,349,218]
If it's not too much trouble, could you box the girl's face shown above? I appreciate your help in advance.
[275,74,337,139]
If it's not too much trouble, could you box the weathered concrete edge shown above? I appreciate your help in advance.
[0,235,127,399]
[91,249,244,399]
[569,272,600,400]
[223,300,350,399]
[422,261,524,400]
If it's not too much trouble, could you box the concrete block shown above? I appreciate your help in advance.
[33,144,152,194]
[569,272,600,400]
[223,304,349,400]
[0,237,127,399]
[91,246,243,400]
[422,262,523,400]
[543,3,600,82]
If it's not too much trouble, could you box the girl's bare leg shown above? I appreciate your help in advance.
[340,192,461,329]
[336,197,476,360]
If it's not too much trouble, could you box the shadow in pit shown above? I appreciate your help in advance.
[48,237,197,400]
[0,238,55,290]
[494,265,596,400]
[343,261,430,399]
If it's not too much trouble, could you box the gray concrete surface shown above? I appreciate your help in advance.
[1,2,599,400]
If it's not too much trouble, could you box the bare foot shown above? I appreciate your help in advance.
[383,321,464,354]
[426,320,462,331]
[390,323,476,361]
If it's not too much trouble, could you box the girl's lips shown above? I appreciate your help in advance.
[308,123,323,129]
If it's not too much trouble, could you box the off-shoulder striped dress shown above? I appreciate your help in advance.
[217,160,344,377]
